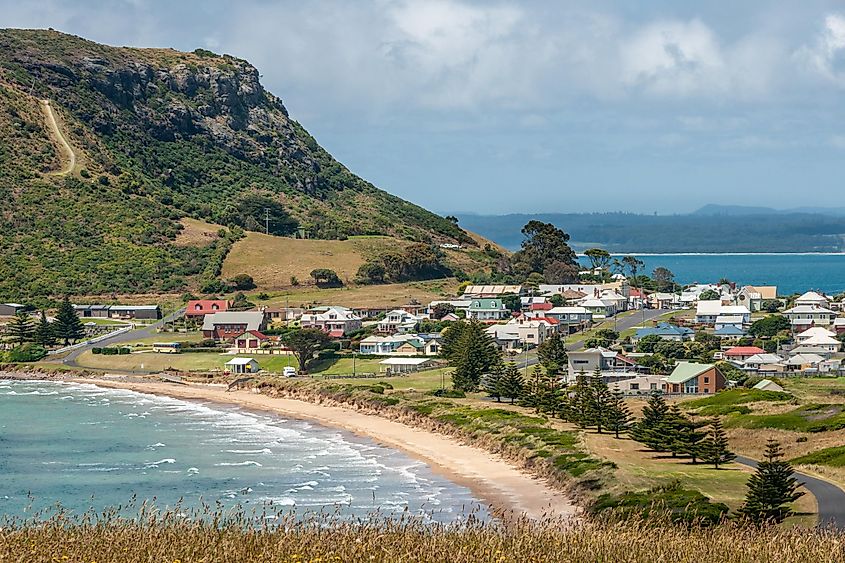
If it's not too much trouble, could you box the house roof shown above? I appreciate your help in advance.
[463,285,522,296]
[784,305,835,314]
[234,330,268,340]
[225,357,258,366]
[724,346,765,357]
[548,306,589,314]
[745,286,778,300]
[186,300,229,314]
[562,289,587,299]
[797,327,836,339]
[635,322,693,339]
[666,362,715,384]
[714,325,746,336]
[201,311,264,331]
[801,334,840,346]
[789,345,834,356]
[379,357,433,366]
[743,353,785,365]
[785,353,825,365]
[796,291,828,303]
[468,298,506,310]
[716,315,745,324]
[696,300,722,315]
[752,379,784,391]
[579,298,609,308]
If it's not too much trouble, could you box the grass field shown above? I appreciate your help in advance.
[79,318,132,326]
[174,218,222,247]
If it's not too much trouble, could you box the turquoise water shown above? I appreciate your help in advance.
[579,254,845,295]
[0,380,487,522]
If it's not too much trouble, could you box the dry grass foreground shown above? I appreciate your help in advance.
[2,513,844,563]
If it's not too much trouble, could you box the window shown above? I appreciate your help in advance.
[650,383,657,390]
[703,377,709,384]
[212,304,218,310]
[630,383,639,390]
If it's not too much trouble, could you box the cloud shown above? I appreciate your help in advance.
[795,13,845,85]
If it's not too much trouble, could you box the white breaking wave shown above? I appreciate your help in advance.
[215,461,263,467]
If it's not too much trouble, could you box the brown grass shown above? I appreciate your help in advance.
[251,279,461,309]
[174,218,223,246]
[2,512,843,563]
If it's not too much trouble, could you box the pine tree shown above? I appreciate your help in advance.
[631,391,671,451]
[500,362,525,404]
[569,372,596,428]
[6,311,34,344]
[739,439,804,524]
[537,332,568,375]
[669,409,708,464]
[590,369,613,434]
[440,321,469,361]
[605,386,632,439]
[451,321,499,392]
[32,311,56,347]
[481,362,505,402]
[53,298,85,345]
[703,418,736,469]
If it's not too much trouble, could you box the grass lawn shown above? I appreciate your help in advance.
[248,279,461,309]
[122,332,205,346]
[681,388,794,415]
[80,318,132,326]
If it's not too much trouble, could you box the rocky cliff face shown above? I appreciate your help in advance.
[0,29,469,241]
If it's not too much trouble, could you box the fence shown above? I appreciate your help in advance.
[48,325,134,355]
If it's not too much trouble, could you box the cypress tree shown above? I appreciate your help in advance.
[631,391,671,451]
[6,311,34,344]
[451,321,498,392]
[500,362,525,404]
[739,439,804,524]
[605,386,632,439]
[32,311,57,347]
[590,369,613,434]
[537,332,568,375]
[53,298,85,345]
[481,362,505,402]
[703,418,736,469]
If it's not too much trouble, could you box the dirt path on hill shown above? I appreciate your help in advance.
[40,99,76,175]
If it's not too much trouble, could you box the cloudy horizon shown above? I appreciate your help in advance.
[3,0,845,215]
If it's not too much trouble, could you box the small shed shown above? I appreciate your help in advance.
[225,357,260,374]
[379,357,435,374]
[752,379,785,393]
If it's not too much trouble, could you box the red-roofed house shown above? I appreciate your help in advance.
[529,302,553,312]
[723,346,766,362]
[233,330,269,350]
[186,300,229,318]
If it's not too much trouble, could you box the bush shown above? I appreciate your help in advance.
[428,388,466,398]
[6,343,47,362]
[228,274,256,291]
[92,347,102,355]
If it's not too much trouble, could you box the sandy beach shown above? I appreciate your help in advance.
[63,377,576,521]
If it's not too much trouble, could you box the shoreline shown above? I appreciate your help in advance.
[5,373,577,522]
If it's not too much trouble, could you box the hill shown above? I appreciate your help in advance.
[0,29,474,300]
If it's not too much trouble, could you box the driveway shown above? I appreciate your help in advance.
[58,307,186,367]
[736,455,845,530]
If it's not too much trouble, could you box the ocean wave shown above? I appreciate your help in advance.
[223,448,272,455]
[144,458,176,468]
[214,461,263,467]
[146,442,167,449]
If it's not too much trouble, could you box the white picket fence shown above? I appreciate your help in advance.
[48,325,135,355]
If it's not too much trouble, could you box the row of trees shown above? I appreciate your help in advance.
[6,299,85,347]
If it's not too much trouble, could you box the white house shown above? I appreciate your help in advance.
[377,309,422,334]
[796,333,840,353]
[783,305,836,328]
[795,291,830,309]
[696,301,750,325]
[225,357,260,374]
[379,357,436,374]
[742,353,785,371]
[796,326,837,342]
[612,375,666,395]
[466,299,510,321]
[578,298,615,319]
[300,306,363,337]
[715,315,746,331]
[485,318,555,350]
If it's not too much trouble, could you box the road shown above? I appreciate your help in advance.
[41,99,76,175]
[58,307,186,367]
[736,455,845,530]
[515,308,669,368]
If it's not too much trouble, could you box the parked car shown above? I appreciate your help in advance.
[283,366,297,378]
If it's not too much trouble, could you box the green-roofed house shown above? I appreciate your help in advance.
[466,298,510,321]
[665,361,726,395]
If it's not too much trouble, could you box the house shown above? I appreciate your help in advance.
[650,293,681,310]
[0,303,25,317]
[201,311,267,341]
[378,309,422,334]
[440,312,460,322]
[545,306,592,330]
[73,304,162,320]
[379,357,436,374]
[540,281,629,298]
[714,325,747,337]
[628,289,646,310]
[578,298,615,319]
[752,379,785,393]
[783,305,837,329]
[225,357,260,374]
[741,353,786,371]
[723,346,766,362]
[788,345,835,359]
[715,315,746,331]
[264,307,304,323]
[785,353,826,372]
[797,333,841,353]
[735,285,778,312]
[300,306,362,337]
[359,334,414,355]
[185,300,229,318]
[466,299,510,321]
[795,291,830,309]
[796,326,837,342]
[664,362,726,394]
[695,301,750,325]
[633,322,694,342]
[462,285,523,298]
[612,374,666,395]
[567,348,640,379]
[485,318,555,350]
[232,330,269,351]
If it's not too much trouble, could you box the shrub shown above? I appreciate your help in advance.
[6,343,47,362]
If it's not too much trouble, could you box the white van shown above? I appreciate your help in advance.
[283,366,297,378]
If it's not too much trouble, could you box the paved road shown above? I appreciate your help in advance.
[736,455,845,529]
[515,308,670,368]
[58,307,186,367]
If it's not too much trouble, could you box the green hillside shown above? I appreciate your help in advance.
[0,29,472,299]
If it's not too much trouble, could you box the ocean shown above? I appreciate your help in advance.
[0,380,487,522]
[579,254,845,295]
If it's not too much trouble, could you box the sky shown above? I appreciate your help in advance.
[4,0,845,215]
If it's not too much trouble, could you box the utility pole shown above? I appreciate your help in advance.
[264,208,270,235]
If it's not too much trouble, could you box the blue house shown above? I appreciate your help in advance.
[714,325,747,337]
[634,322,694,342]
